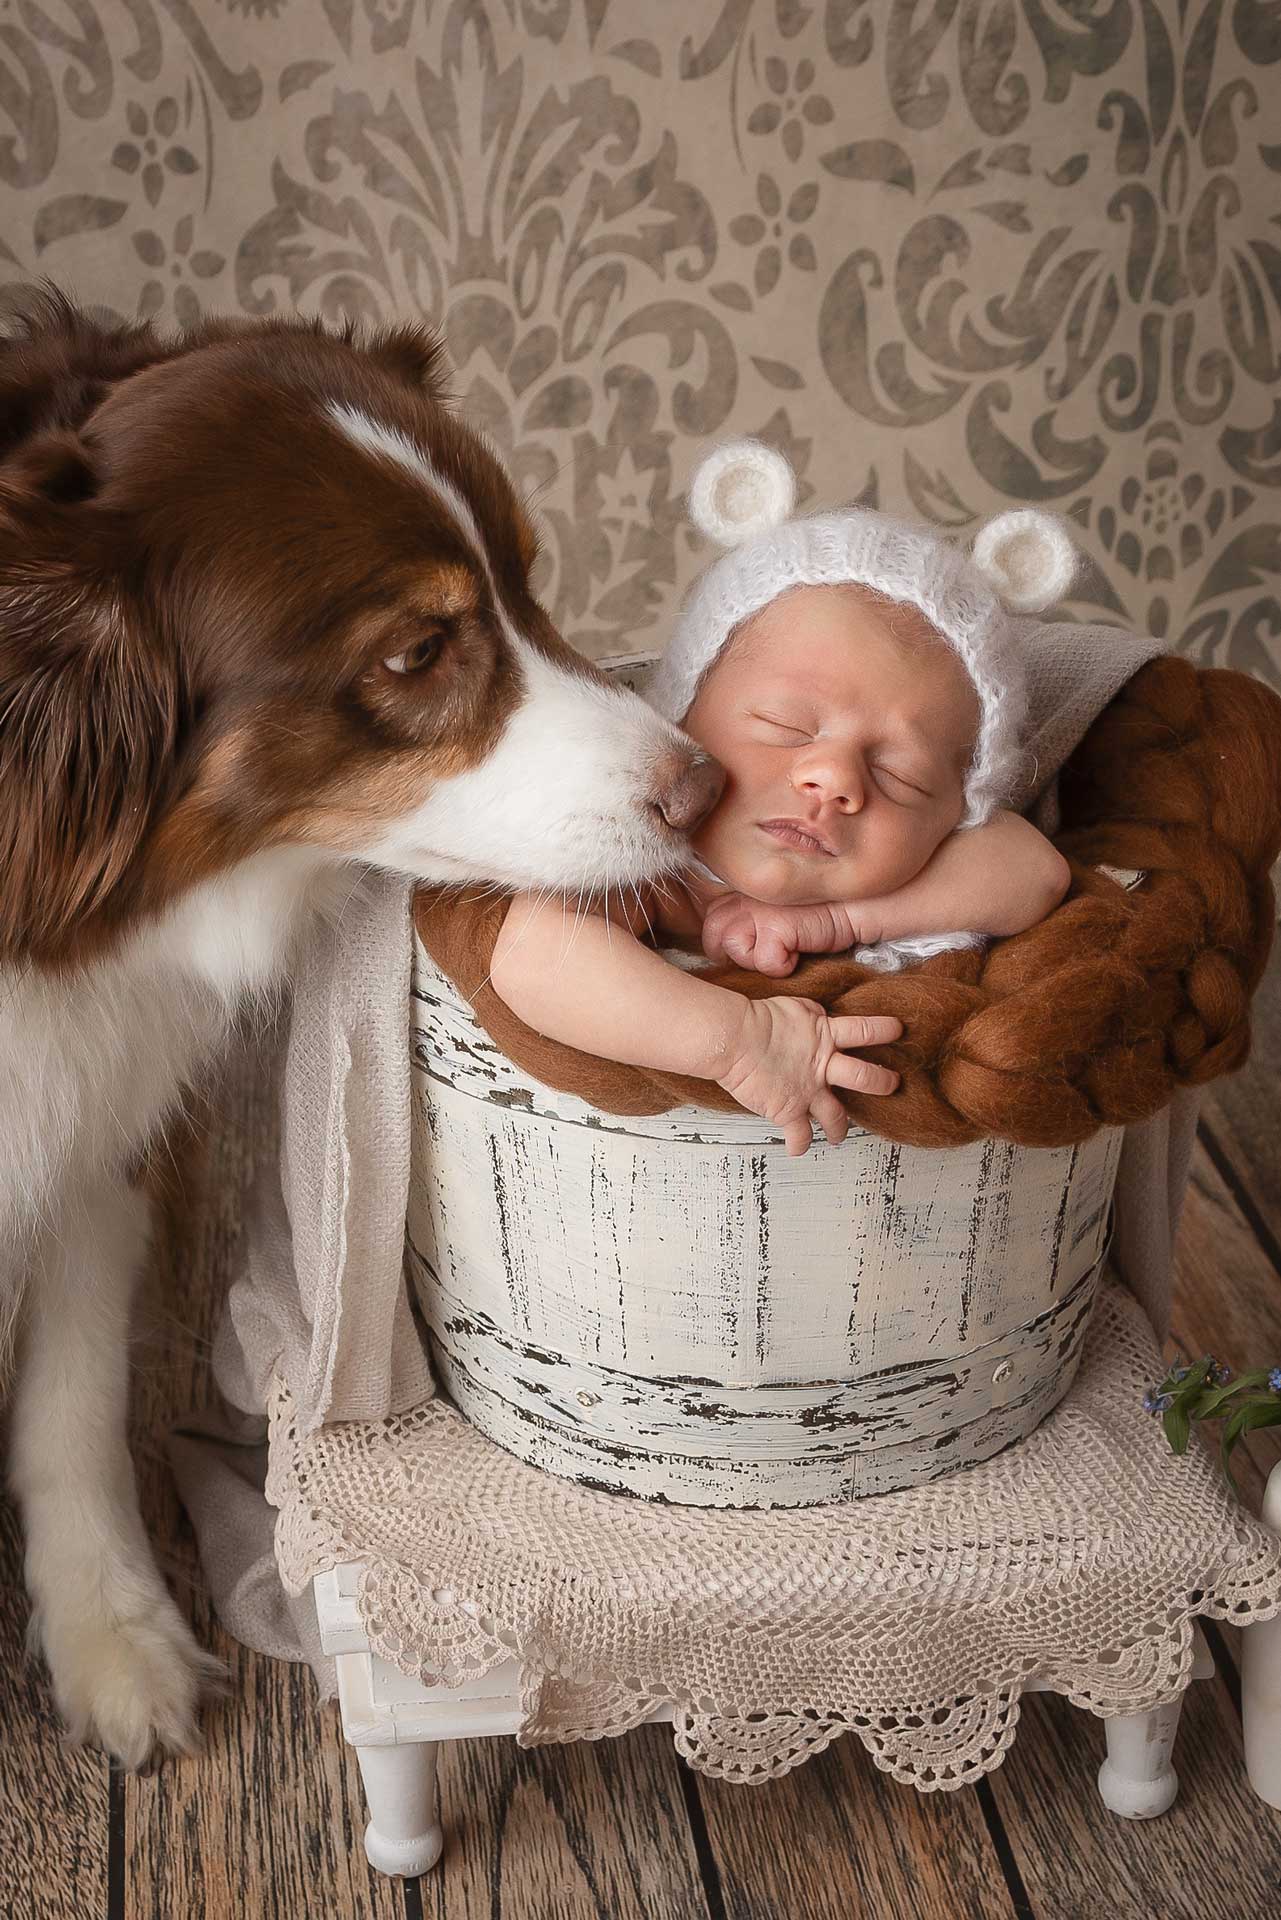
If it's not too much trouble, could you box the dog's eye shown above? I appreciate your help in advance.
[384,625,446,676]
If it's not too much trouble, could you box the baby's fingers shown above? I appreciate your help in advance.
[700,926,731,963]
[783,1116,813,1156]
[827,1012,903,1096]
[810,1091,850,1147]
[754,934,798,977]
[827,1015,902,1049]
[702,900,751,960]
[705,917,756,966]
[826,1052,900,1098]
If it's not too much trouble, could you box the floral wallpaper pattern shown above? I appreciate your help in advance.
[1,0,1278,685]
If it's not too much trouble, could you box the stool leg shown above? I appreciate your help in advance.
[1243,1459,1281,1808]
[1096,1697,1182,1818]
[355,1740,444,1877]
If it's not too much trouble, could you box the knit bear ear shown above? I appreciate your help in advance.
[971,510,1077,613]
[688,438,796,548]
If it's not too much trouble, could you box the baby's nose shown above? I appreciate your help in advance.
[797,762,862,811]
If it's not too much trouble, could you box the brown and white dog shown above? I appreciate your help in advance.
[0,287,721,1767]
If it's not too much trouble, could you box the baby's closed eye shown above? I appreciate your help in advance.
[871,763,933,803]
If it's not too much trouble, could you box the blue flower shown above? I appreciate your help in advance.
[1143,1389,1174,1415]
[1215,1363,1233,1385]
[1269,1367,1281,1393]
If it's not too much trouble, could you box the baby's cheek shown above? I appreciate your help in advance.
[878,819,953,891]
[745,853,833,907]
[835,821,937,900]
[699,827,792,904]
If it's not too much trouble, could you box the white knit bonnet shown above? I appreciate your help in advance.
[647,439,1078,828]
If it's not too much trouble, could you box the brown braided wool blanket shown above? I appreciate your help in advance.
[414,657,1281,1151]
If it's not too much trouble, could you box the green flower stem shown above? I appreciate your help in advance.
[1148,1355,1281,1491]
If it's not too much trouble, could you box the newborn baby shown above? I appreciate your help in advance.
[491,442,1077,1154]
[674,578,1065,978]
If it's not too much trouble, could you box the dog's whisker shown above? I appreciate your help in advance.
[466,878,558,998]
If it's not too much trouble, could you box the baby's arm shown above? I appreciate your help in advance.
[703,813,1071,974]
[493,890,747,1082]
[837,811,1071,946]
[490,893,900,1154]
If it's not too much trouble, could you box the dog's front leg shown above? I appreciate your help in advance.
[9,1179,222,1768]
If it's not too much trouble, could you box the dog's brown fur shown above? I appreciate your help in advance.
[0,286,593,971]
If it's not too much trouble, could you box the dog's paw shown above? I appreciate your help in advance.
[38,1595,225,1770]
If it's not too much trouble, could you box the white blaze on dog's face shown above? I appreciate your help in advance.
[0,299,721,970]
[318,402,712,894]
[361,638,712,891]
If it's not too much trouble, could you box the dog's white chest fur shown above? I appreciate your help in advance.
[0,847,332,1249]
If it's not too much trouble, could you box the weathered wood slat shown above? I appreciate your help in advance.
[421,1725,712,1920]
[408,1084,1119,1383]
[1195,962,1281,1575]
[0,1493,111,1920]
[123,1039,406,1920]
[1168,1139,1281,1598]
[693,1729,1021,1920]
[985,1678,1281,1918]
[1181,957,1281,1678]
[1198,956,1281,1255]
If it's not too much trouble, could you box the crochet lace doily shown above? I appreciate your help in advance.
[269,1283,1281,1790]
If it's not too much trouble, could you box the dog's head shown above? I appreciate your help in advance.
[0,286,720,969]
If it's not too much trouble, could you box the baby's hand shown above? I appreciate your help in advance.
[702,895,854,976]
[715,997,901,1155]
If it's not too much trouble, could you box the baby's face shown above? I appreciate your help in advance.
[680,585,980,906]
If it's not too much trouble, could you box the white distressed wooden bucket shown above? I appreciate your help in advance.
[405,652,1122,1507]
[406,941,1122,1509]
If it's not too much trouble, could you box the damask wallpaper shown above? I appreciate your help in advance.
[1,1,1278,687]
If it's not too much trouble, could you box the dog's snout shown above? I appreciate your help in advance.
[651,749,726,835]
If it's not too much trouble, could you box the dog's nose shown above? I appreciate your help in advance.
[651,749,726,834]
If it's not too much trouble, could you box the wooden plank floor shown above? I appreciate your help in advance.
[3,961,1281,1920]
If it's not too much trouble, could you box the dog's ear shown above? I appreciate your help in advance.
[0,282,175,464]
[361,318,452,401]
[0,446,186,969]
[2,422,100,505]
[0,286,192,967]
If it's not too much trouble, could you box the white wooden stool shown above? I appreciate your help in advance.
[313,1558,1236,1879]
